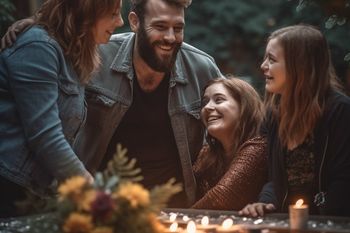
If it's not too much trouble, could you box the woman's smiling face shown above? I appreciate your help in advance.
[261,38,287,95]
[201,83,240,143]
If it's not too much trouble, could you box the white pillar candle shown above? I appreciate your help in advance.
[289,199,309,230]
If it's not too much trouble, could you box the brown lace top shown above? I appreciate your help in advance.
[192,136,268,210]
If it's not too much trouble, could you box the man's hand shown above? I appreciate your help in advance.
[239,203,276,217]
[1,18,35,51]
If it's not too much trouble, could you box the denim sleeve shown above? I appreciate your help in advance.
[5,41,87,181]
[258,181,278,206]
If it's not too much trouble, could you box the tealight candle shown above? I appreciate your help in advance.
[196,216,217,233]
[162,213,178,227]
[289,199,309,230]
[185,220,205,233]
[163,222,183,233]
[215,218,240,233]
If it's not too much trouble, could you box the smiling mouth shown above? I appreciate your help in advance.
[265,75,273,80]
[207,116,221,123]
[157,44,174,52]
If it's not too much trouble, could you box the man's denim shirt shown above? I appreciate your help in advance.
[0,26,87,196]
[74,32,222,205]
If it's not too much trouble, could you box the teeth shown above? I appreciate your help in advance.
[159,45,172,51]
[208,116,220,122]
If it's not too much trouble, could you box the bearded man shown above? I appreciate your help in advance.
[1,0,222,208]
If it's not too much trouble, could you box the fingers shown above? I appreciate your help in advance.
[265,203,276,211]
[256,204,266,217]
[239,203,276,217]
[0,28,16,51]
[85,172,94,184]
[0,19,32,51]
[239,204,258,217]
[10,28,18,41]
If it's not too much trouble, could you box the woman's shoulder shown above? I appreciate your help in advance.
[11,26,59,51]
[326,91,350,116]
[240,136,267,148]
[236,136,267,160]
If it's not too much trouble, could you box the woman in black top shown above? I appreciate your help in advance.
[240,25,350,217]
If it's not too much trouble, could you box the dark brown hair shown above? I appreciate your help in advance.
[198,76,264,178]
[36,0,121,83]
[130,0,191,23]
[264,25,341,148]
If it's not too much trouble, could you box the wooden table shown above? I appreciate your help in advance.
[160,208,350,233]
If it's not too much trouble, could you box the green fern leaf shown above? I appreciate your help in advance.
[149,178,182,211]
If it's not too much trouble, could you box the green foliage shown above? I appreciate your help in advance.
[149,178,182,211]
[182,0,350,90]
[0,0,15,36]
[102,144,143,186]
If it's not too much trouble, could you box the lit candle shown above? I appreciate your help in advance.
[185,220,205,233]
[289,199,309,230]
[215,218,240,233]
[170,213,177,222]
[196,216,217,233]
[163,222,182,233]
[182,215,190,222]
[161,213,178,227]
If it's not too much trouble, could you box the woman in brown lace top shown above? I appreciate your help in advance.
[192,76,267,210]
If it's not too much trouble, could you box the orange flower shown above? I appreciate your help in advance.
[114,182,150,208]
[91,227,114,233]
[79,189,97,211]
[58,176,89,202]
[62,212,93,233]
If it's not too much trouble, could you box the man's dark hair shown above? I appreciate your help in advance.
[130,0,192,23]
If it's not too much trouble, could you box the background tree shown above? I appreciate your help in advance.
[3,0,350,93]
[0,0,15,36]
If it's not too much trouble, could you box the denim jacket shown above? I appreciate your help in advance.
[75,32,222,204]
[0,26,88,196]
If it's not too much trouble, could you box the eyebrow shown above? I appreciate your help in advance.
[266,52,277,60]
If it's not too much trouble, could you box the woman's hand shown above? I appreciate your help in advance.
[239,203,276,217]
[1,18,35,51]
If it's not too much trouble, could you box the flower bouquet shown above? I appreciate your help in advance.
[56,144,182,233]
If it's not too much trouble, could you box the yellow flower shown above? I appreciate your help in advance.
[114,182,150,208]
[63,212,93,233]
[148,213,166,233]
[79,189,97,211]
[91,227,114,233]
[58,176,88,201]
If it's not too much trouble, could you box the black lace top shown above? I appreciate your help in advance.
[285,136,317,211]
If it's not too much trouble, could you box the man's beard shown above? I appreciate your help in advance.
[136,24,181,73]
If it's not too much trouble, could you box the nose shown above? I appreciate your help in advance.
[164,28,176,44]
[203,100,215,112]
[261,58,268,72]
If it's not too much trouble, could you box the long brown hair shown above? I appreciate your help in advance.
[264,25,341,148]
[198,76,264,178]
[35,0,120,83]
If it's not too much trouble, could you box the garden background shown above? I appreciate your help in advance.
[1,0,349,93]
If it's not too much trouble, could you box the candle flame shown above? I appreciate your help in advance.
[221,218,233,229]
[295,199,304,208]
[169,222,178,232]
[187,220,196,233]
[201,216,209,226]
[169,213,177,222]
[183,215,190,222]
